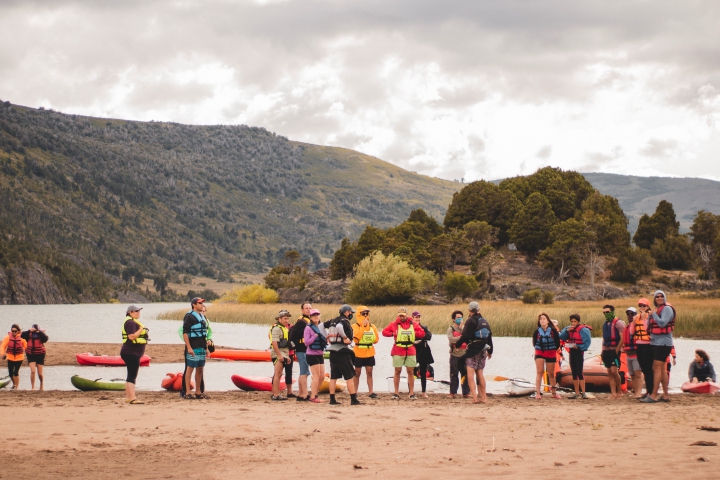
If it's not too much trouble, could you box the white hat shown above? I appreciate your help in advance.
[626,307,637,313]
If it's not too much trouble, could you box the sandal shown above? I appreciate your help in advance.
[126,399,145,404]
[195,393,210,400]
[391,394,400,400]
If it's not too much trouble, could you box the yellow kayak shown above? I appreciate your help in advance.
[318,374,347,393]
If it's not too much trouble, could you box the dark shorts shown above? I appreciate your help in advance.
[601,350,620,369]
[535,350,557,363]
[185,347,206,368]
[653,345,673,362]
[306,354,325,366]
[329,351,356,381]
[26,354,46,365]
[353,356,376,368]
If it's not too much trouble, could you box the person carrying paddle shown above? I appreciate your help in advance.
[642,290,674,403]
[532,313,561,400]
[559,314,591,399]
[303,308,327,403]
[288,302,313,402]
[383,307,426,400]
[324,305,362,405]
[270,309,293,401]
[412,310,434,398]
[451,301,492,404]
[352,306,379,399]
[688,350,716,383]
[447,310,470,398]
[21,324,48,391]
[182,297,210,400]
[1,324,27,390]
[600,305,625,400]
[121,305,149,404]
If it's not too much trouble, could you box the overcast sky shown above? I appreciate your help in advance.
[1,0,719,181]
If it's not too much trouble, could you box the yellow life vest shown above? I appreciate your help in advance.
[122,316,148,344]
[268,324,289,348]
[357,325,377,348]
[395,324,415,348]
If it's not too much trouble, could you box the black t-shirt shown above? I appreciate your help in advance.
[120,319,146,357]
[289,316,310,353]
[183,312,207,350]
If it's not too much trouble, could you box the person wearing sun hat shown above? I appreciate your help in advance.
[352,306,380,398]
[269,309,293,401]
[382,307,426,399]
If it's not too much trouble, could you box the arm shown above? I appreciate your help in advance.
[531,330,538,348]
[183,333,195,356]
[689,362,696,382]
[381,322,396,338]
[38,331,49,343]
[454,318,477,348]
[615,323,625,354]
[710,363,717,383]
[304,327,317,347]
[486,332,493,356]
[413,322,425,340]
[270,326,286,360]
[580,328,592,351]
[652,307,674,328]
[558,327,569,342]
[1,336,8,359]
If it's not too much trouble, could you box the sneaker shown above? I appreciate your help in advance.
[640,396,657,403]
[447,394,456,399]
[309,397,323,403]
[658,397,671,403]
[287,393,297,398]
[567,393,578,399]
[296,395,307,402]
[391,394,400,400]
[329,399,341,405]
[409,394,417,400]
[580,393,589,399]
[351,399,363,405]
[368,393,378,399]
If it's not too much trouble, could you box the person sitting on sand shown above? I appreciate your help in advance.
[688,349,716,383]
[412,310,434,398]
[452,301,493,404]
[324,305,362,405]
[642,290,674,403]
[601,305,625,400]
[383,307,426,400]
[623,307,644,398]
[182,297,210,400]
[559,314,591,399]
[532,313,561,400]
[121,305,149,404]
[447,310,470,399]
[269,309,293,401]
[303,308,327,403]
[21,324,48,391]
[352,306,379,399]
[1,324,27,390]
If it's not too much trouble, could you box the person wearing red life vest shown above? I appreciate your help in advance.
[623,307,644,398]
[559,314,592,399]
[601,305,625,400]
[642,290,674,403]
[21,324,49,391]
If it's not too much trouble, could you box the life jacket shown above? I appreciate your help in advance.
[395,323,416,348]
[602,318,621,348]
[186,311,208,339]
[308,324,327,351]
[122,317,148,344]
[289,316,310,346]
[534,327,557,351]
[623,323,637,352]
[356,324,377,348]
[268,324,289,348]
[452,331,467,349]
[5,334,24,356]
[694,362,712,381]
[327,320,348,345]
[26,331,46,355]
[649,304,675,335]
[567,324,590,346]
[632,319,651,343]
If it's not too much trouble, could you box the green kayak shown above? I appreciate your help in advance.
[71,375,125,391]
[0,377,10,389]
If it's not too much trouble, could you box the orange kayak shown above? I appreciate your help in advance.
[209,349,271,362]
[161,372,194,391]
[558,354,629,392]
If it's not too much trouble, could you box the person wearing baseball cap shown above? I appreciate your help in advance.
[182,297,210,399]
[323,304,362,405]
[352,306,379,399]
[452,301,493,404]
[623,307,644,398]
[121,305,148,404]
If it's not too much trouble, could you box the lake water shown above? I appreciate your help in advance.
[2,303,719,394]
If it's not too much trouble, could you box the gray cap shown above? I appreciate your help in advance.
[275,309,291,320]
[126,304,143,314]
[339,304,356,314]
[468,301,480,312]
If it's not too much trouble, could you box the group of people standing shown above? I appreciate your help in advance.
[1,324,48,390]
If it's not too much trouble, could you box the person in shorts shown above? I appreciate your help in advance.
[382,307,426,400]
[352,306,379,398]
[601,305,625,399]
[623,307,644,398]
[288,302,313,401]
[22,324,48,391]
[323,305,361,405]
[453,302,494,404]
[182,297,210,399]
[642,290,675,403]
[269,309,293,401]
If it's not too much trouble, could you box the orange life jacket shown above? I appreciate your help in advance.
[6,334,25,356]
[649,303,675,335]
[632,319,651,343]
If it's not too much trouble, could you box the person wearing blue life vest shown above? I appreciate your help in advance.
[182,297,210,399]
[559,314,592,399]
[532,313,561,400]
[601,305,625,400]
[452,301,493,404]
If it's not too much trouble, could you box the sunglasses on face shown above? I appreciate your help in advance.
[627,312,636,316]
[131,310,140,313]
[655,295,664,299]
[638,304,647,308]
[602,311,611,314]
[360,312,369,316]
[11,329,18,333]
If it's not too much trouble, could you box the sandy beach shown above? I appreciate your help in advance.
[0,390,718,479]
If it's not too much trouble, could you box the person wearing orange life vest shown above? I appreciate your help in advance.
[2,324,27,389]
[666,346,676,383]
[352,306,379,399]
[601,305,625,400]
[21,324,48,391]
[634,298,653,398]
[641,290,674,403]
[559,314,591,399]
[623,307,644,398]
[382,307,426,400]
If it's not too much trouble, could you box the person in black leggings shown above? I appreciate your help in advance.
[121,305,149,404]
[559,314,591,399]
[412,311,434,398]
[2,324,27,390]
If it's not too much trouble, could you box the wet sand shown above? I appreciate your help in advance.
[0,390,718,479]
[35,343,238,366]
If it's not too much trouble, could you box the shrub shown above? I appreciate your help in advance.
[443,272,479,300]
[542,291,555,304]
[346,251,436,305]
[610,247,654,283]
[225,284,279,304]
[522,288,542,304]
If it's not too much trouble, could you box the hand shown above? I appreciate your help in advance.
[692,377,698,383]
[1,355,5,361]
[672,358,676,366]
[487,354,492,360]
[188,349,196,357]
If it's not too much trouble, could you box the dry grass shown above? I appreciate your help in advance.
[156,298,720,338]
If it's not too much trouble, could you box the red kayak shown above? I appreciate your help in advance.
[681,381,719,394]
[161,372,194,391]
[76,352,151,367]
[210,349,271,362]
[231,374,295,392]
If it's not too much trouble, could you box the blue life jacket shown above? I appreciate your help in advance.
[602,318,620,348]
[535,327,557,351]
[309,324,327,351]
[187,310,208,339]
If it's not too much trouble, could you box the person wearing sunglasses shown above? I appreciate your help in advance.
[352,306,379,399]
[641,290,675,403]
[121,305,149,404]
[1,324,28,389]
[633,297,653,397]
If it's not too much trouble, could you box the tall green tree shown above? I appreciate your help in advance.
[539,218,594,279]
[650,235,692,270]
[633,200,680,249]
[577,192,630,255]
[509,192,557,260]
[690,210,720,278]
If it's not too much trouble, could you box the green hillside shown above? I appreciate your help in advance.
[0,101,457,302]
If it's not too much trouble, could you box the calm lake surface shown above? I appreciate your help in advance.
[2,303,719,393]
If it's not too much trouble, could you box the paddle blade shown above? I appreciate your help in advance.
[493,375,511,381]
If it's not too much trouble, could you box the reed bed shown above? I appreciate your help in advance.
[156,298,720,338]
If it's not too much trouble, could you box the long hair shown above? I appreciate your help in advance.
[696,349,710,362]
[537,313,556,332]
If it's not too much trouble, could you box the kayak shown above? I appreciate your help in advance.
[210,350,331,362]
[681,381,720,394]
[230,374,295,392]
[0,377,10,389]
[386,377,437,393]
[506,379,536,396]
[557,354,629,392]
[161,372,194,391]
[70,375,125,391]
[319,376,347,393]
[76,352,151,367]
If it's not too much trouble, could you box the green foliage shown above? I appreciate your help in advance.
[226,284,279,304]
[443,181,519,243]
[650,235,692,270]
[539,218,593,276]
[633,200,680,249]
[509,192,557,259]
[690,210,720,246]
[443,272,479,300]
[542,291,555,304]
[264,250,310,290]
[186,288,219,301]
[345,251,436,305]
[609,247,655,283]
[577,192,630,255]
[522,288,542,304]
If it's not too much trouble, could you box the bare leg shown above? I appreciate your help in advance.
[354,367,362,391]
[29,362,37,390]
[393,367,401,394]
[194,367,203,396]
[467,366,478,402]
[271,361,284,396]
[659,364,670,399]
[608,366,621,398]
[329,379,336,395]
[366,366,374,394]
[184,367,195,396]
[573,379,580,395]
[125,381,136,401]
[476,368,487,403]
[580,379,586,394]
[650,360,664,399]
[406,366,414,396]
[37,364,44,391]
[298,374,308,398]
[535,358,545,397]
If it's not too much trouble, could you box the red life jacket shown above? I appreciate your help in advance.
[649,303,675,335]
[623,323,637,352]
[6,334,25,356]
[567,324,590,345]
[26,332,46,355]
